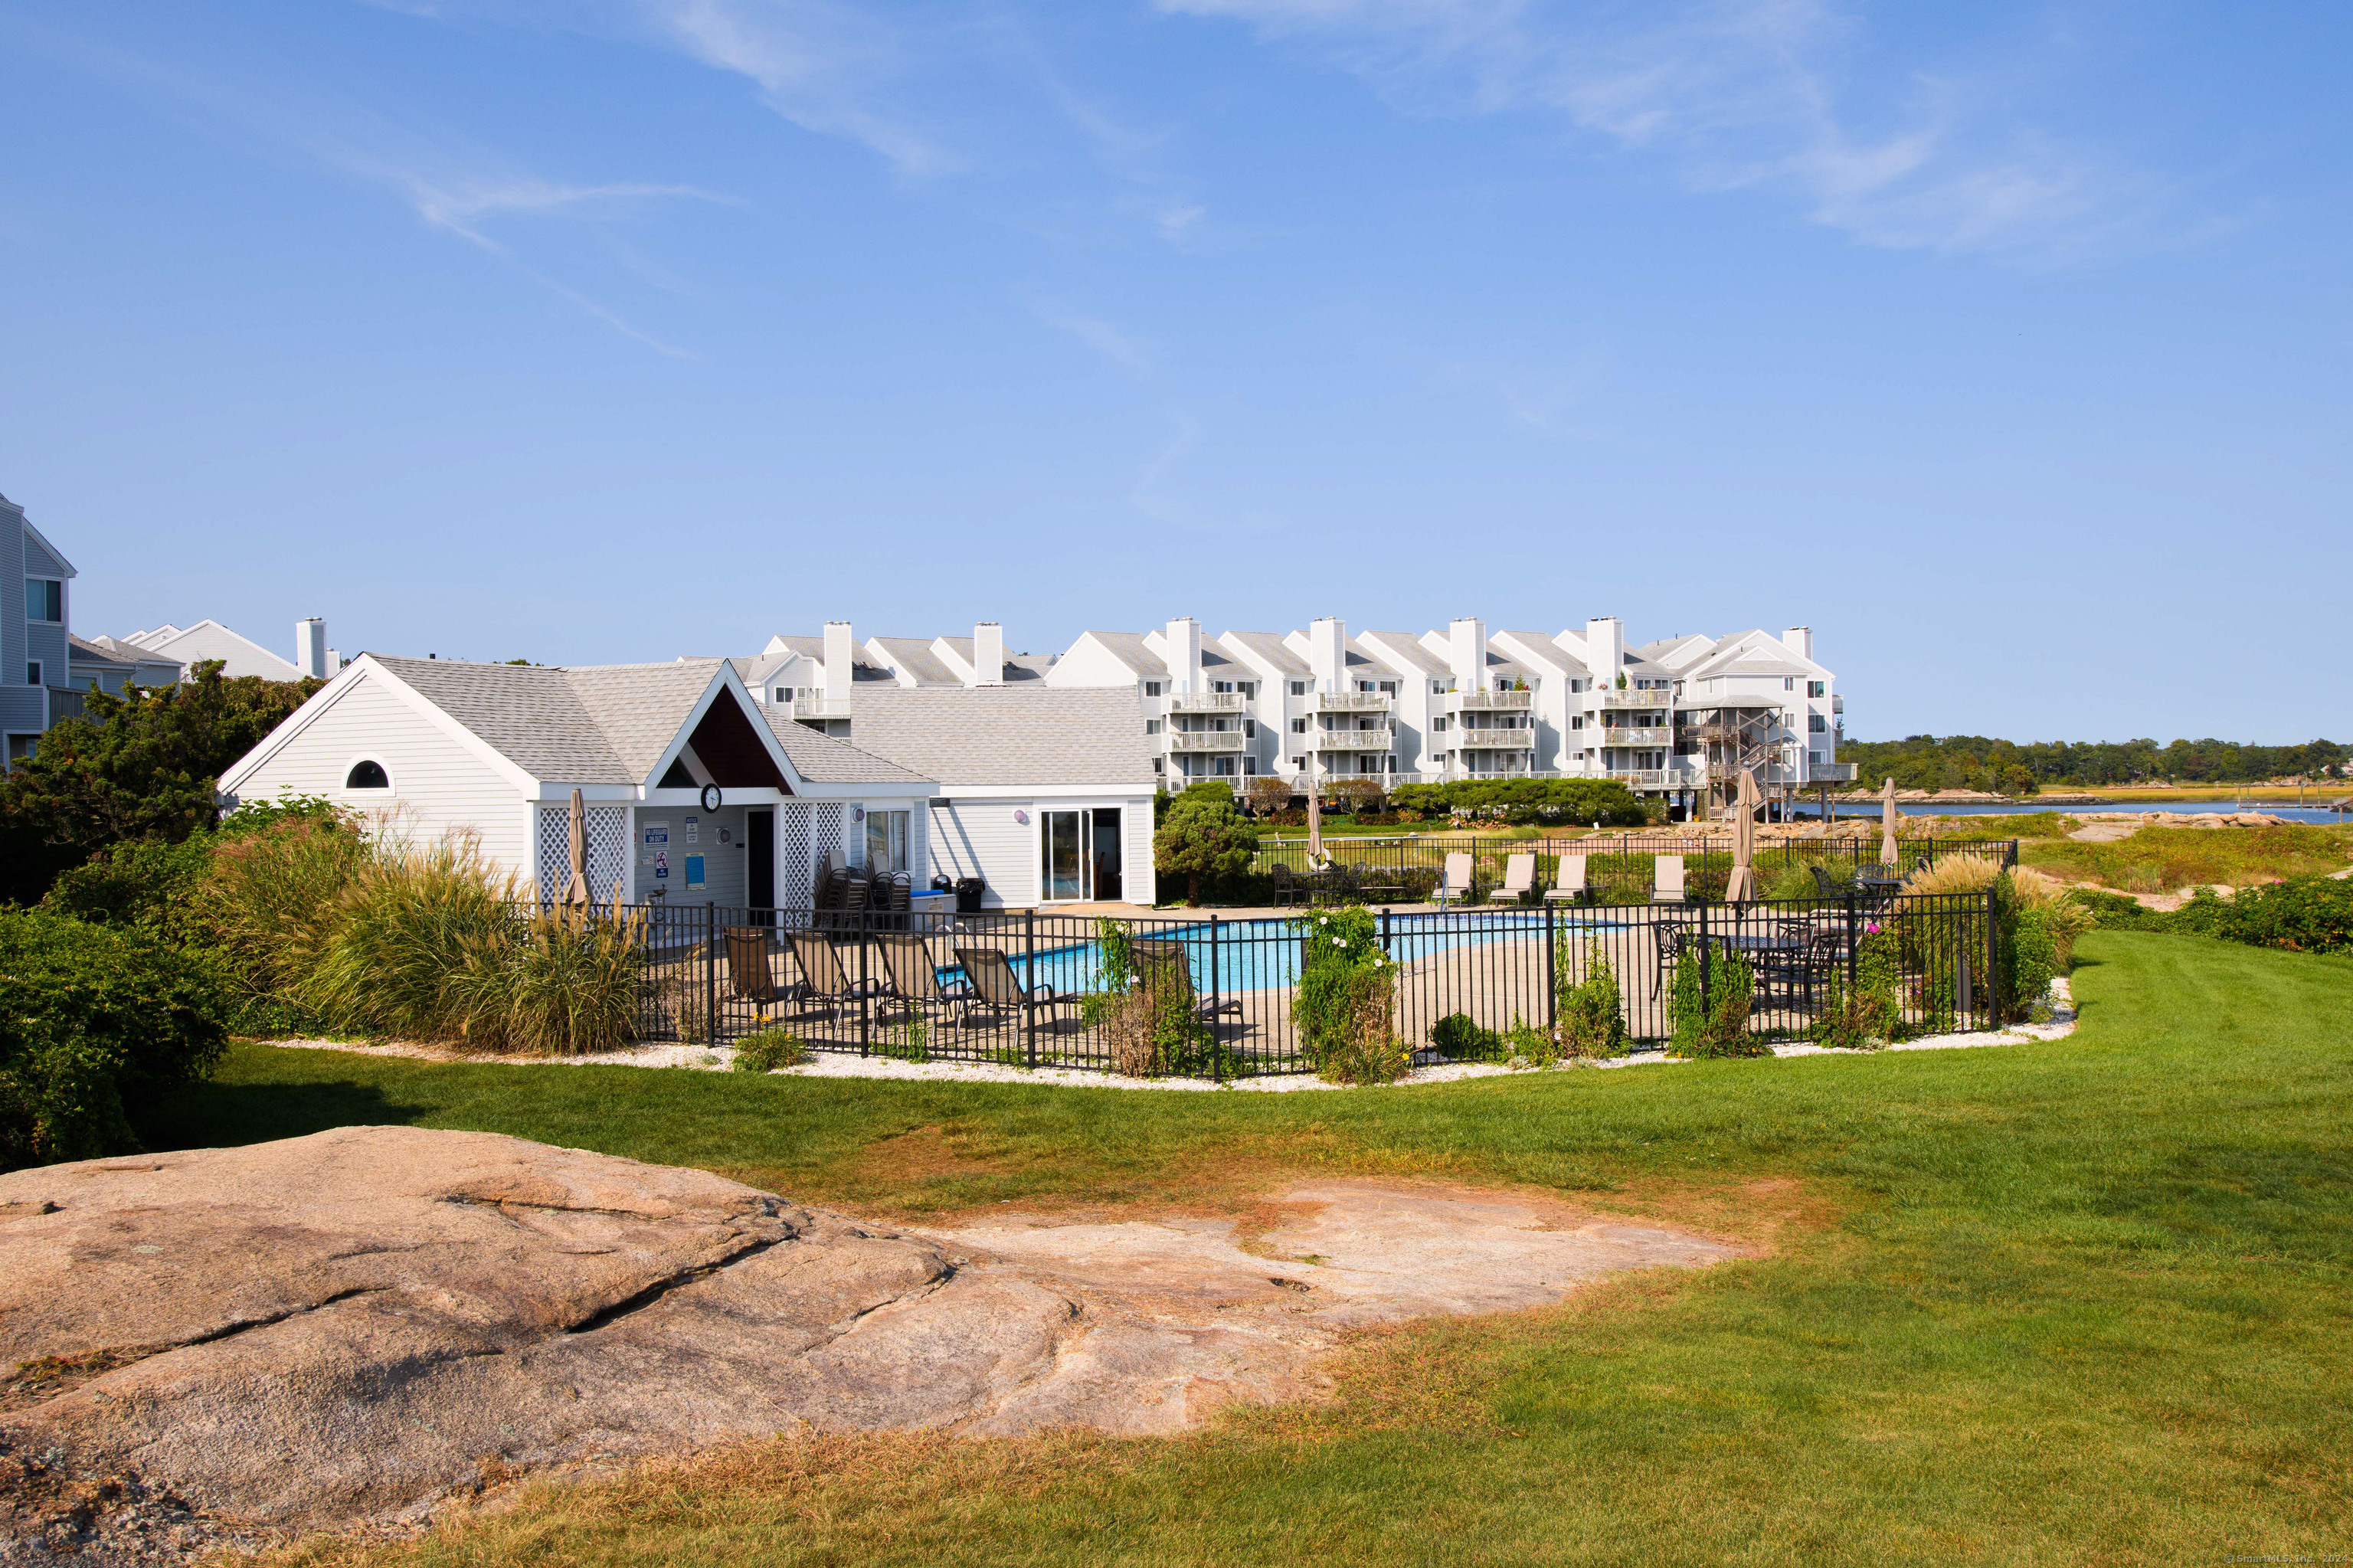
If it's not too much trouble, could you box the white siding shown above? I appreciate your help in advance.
[1043,635,1146,688]
[226,672,532,876]
[927,801,1035,908]
[1124,798,1156,905]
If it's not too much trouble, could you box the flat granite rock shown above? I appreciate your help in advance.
[0,1128,1737,1560]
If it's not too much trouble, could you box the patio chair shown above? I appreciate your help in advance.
[723,925,794,1007]
[1271,864,1301,908]
[782,928,885,1019]
[1810,863,1843,899]
[1433,852,1474,907]
[1652,855,1688,905]
[1127,938,1244,1027]
[1487,853,1536,905]
[1543,854,1589,905]
[872,932,973,1023]
[952,945,1077,1031]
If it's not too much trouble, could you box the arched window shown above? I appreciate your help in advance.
[345,760,390,790]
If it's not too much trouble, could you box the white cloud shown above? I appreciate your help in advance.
[1157,0,2172,263]
[1029,303,1151,370]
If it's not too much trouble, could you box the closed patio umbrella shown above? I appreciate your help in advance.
[1878,775,1900,869]
[1306,755,1324,866]
[563,787,592,907]
[1724,768,1760,902]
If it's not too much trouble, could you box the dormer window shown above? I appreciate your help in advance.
[345,760,390,790]
[1144,680,1163,696]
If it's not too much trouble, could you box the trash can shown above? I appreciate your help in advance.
[954,876,987,914]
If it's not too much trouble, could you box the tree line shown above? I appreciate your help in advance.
[1838,735,2350,796]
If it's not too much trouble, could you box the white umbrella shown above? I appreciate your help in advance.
[1306,755,1324,866]
[563,787,592,907]
[1878,775,1900,869]
[1725,768,1760,902]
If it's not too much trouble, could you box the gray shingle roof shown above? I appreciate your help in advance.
[1360,633,1448,676]
[1216,630,1311,676]
[371,655,925,789]
[1075,630,1161,678]
[934,637,1052,683]
[756,711,934,785]
[843,687,1155,788]
[869,637,961,686]
[68,634,136,669]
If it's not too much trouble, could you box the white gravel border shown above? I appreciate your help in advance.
[261,980,2076,1092]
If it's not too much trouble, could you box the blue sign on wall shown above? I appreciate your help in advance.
[686,854,705,891]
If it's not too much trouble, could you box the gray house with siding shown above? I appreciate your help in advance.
[3,493,77,762]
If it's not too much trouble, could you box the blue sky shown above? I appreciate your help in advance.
[2,1,2346,741]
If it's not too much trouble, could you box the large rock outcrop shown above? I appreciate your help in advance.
[0,1128,1735,1560]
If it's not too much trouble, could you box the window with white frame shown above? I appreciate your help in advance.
[24,581,61,624]
[1144,680,1163,696]
[1290,680,1307,696]
[1145,718,1163,734]
[1290,718,1307,734]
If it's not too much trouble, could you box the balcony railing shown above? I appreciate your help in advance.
[1167,690,1251,713]
[43,686,87,725]
[1605,768,1671,788]
[1831,696,1844,714]
[1167,729,1248,752]
[1312,691,1392,712]
[1315,727,1395,750]
[1601,726,1673,747]
[1453,734,1533,751]
[1810,761,1857,783]
[1445,688,1533,712]
[789,695,853,720]
[1599,686,1672,709]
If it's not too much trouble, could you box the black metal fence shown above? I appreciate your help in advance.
[1252,833,2018,905]
[604,889,2007,1078]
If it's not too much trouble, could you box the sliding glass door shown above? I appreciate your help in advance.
[1040,807,1123,902]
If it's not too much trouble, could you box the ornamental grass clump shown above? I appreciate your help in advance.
[731,1026,809,1072]
[1902,854,2004,895]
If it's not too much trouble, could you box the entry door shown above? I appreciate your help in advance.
[747,809,775,917]
[1090,808,1122,902]
[1042,810,1085,901]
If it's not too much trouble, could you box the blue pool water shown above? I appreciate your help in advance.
[956,912,1607,995]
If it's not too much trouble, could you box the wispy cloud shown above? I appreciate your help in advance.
[1029,301,1152,370]
[1130,413,1202,523]
[1157,0,2175,263]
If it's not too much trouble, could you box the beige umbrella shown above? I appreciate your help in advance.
[1878,775,1900,870]
[1724,767,1760,902]
[563,787,592,907]
[1305,754,1324,866]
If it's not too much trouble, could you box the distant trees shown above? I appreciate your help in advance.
[1152,782,1262,904]
[1838,735,2349,794]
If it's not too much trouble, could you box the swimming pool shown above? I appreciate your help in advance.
[967,910,1618,995]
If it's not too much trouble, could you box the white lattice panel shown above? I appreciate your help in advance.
[778,800,814,910]
[811,802,846,901]
[535,806,628,902]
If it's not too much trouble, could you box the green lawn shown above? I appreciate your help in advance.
[146,931,2353,1566]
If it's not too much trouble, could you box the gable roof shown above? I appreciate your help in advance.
[934,636,1054,683]
[1360,632,1447,676]
[1071,630,1162,679]
[755,710,933,785]
[843,687,1154,788]
[1213,630,1311,677]
[868,637,961,686]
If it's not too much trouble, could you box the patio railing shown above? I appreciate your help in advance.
[594,889,2007,1079]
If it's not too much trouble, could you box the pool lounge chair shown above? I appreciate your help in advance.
[1543,854,1589,905]
[873,932,972,1023]
[1487,853,1536,905]
[1127,938,1245,1027]
[724,925,794,1007]
[1434,852,1475,906]
[1652,855,1687,905]
[953,946,1077,1031]
[783,928,885,1018]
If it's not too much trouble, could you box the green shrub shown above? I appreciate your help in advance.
[2171,876,2353,955]
[1502,1015,1559,1070]
[1428,1012,1503,1060]
[1670,946,1764,1059]
[1811,926,1906,1050]
[1154,787,1262,905]
[731,1026,809,1072]
[1294,908,1407,1084]
[0,908,230,1169]
[1556,939,1629,1059]
[1387,777,1646,827]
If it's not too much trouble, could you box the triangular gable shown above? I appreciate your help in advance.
[641,666,800,794]
[216,656,542,800]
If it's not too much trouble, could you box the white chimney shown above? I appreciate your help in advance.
[1307,617,1346,692]
[1448,617,1487,692]
[822,621,853,701]
[1783,626,1814,662]
[1164,617,1203,693]
[970,621,1006,687]
[1587,616,1625,687]
[326,647,342,675]
[296,617,328,679]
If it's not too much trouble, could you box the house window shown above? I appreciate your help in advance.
[1570,715,1584,730]
[345,760,390,790]
[1808,680,1826,698]
[1145,718,1163,735]
[1290,681,1307,696]
[1432,715,1449,732]
[1239,682,1257,698]
[1290,719,1307,734]
[1785,677,1795,691]
[26,662,42,686]
[1152,757,1164,774]
[1809,714,1828,733]
[1144,680,1163,696]
[1213,680,1234,693]
[24,581,61,624]
[772,686,794,705]
[1245,719,1257,738]
[1432,680,1445,695]
[1290,756,1304,770]
[1378,680,1399,696]
[866,809,910,876]
[1244,758,1258,774]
